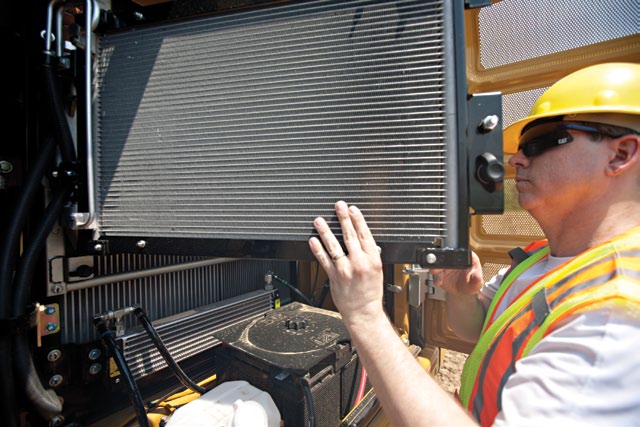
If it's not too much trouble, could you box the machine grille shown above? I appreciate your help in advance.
[94,0,463,256]
[120,290,274,379]
[61,256,290,344]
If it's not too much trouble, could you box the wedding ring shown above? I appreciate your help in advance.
[332,252,347,262]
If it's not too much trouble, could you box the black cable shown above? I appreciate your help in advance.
[11,190,67,420]
[315,279,330,308]
[133,307,206,395]
[0,137,56,427]
[94,318,150,427]
[270,274,313,306]
[43,64,76,163]
[300,379,316,427]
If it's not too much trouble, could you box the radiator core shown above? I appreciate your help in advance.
[94,0,469,264]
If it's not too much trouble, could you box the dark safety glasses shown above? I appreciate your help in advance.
[517,122,614,158]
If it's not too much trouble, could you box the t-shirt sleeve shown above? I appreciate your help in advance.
[479,267,509,302]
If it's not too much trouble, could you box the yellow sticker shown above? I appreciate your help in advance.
[109,357,121,378]
[274,299,281,309]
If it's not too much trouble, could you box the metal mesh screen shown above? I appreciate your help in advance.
[502,87,548,129]
[478,0,638,69]
[94,0,460,248]
[480,178,543,238]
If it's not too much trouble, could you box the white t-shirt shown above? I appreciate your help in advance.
[478,256,640,426]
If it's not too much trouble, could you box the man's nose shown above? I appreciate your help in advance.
[508,149,529,168]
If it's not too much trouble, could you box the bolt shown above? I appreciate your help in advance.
[425,253,437,264]
[45,306,56,315]
[480,115,499,131]
[49,415,65,427]
[47,349,62,362]
[51,170,59,178]
[88,348,102,360]
[89,363,102,375]
[46,323,57,332]
[94,243,103,252]
[51,284,63,294]
[136,240,146,248]
[49,374,63,388]
[0,160,13,174]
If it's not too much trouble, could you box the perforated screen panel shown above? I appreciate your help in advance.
[94,0,469,264]
[480,179,543,238]
[478,0,638,69]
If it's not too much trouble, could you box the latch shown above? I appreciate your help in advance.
[404,265,446,306]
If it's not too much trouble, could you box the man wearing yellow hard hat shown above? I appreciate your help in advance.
[309,63,640,426]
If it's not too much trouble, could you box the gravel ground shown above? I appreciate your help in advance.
[435,350,467,394]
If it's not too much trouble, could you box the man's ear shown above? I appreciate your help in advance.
[605,134,639,176]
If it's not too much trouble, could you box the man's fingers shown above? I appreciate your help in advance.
[335,201,361,256]
[347,204,379,255]
[309,236,334,273]
[313,216,347,260]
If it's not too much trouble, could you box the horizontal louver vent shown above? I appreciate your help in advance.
[94,0,462,259]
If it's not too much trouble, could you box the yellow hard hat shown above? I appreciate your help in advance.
[503,62,640,154]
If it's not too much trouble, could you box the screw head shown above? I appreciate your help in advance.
[46,323,57,332]
[49,374,63,387]
[425,253,437,264]
[136,240,146,248]
[0,160,13,173]
[88,348,102,360]
[93,243,103,252]
[47,349,62,362]
[51,284,63,294]
[89,363,103,375]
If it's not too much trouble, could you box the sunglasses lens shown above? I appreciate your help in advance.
[518,125,573,158]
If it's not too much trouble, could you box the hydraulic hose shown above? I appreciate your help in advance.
[94,318,150,427]
[11,190,67,420]
[133,307,206,395]
[315,280,330,308]
[43,64,76,163]
[0,136,56,427]
[300,379,316,427]
[270,274,314,306]
[354,366,368,407]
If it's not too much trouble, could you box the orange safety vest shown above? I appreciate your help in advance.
[458,226,640,427]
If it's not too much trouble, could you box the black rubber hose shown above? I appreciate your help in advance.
[94,319,150,427]
[0,137,56,427]
[300,379,316,427]
[12,190,66,314]
[133,307,206,395]
[11,190,67,420]
[43,64,76,163]
[315,280,330,308]
[271,274,313,306]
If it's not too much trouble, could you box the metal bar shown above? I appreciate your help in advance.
[66,257,239,291]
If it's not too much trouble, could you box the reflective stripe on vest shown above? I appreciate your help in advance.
[459,227,640,427]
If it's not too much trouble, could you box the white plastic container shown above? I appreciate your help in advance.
[165,380,281,427]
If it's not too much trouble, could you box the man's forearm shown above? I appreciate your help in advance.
[344,309,477,427]
[445,293,487,342]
